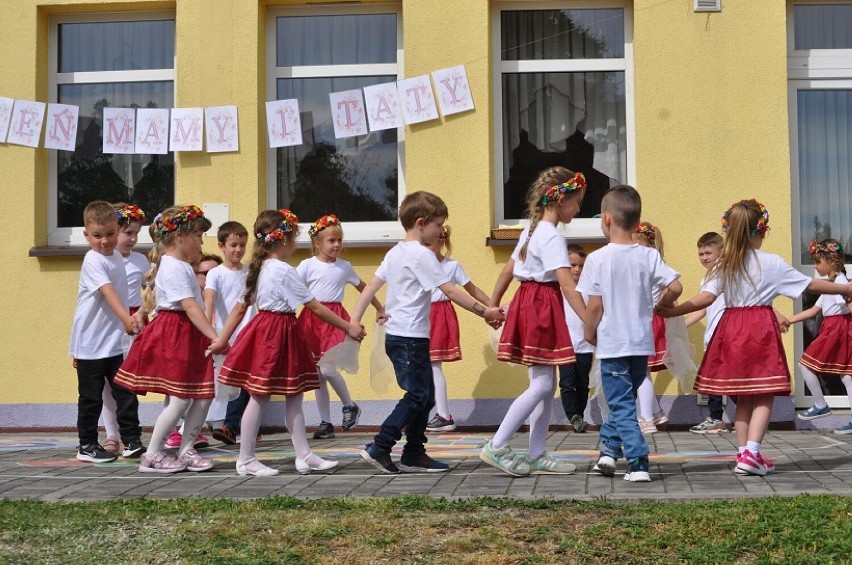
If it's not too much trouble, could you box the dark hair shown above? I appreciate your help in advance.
[199,254,223,265]
[217,221,248,243]
[398,191,448,230]
[697,232,723,248]
[601,185,641,231]
[566,243,586,258]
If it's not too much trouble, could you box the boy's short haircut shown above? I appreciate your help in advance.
[567,243,586,258]
[217,221,249,243]
[398,191,449,230]
[83,200,119,228]
[200,254,223,265]
[601,185,641,231]
[697,231,723,248]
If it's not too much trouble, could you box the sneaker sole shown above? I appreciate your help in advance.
[313,433,336,439]
[193,442,210,449]
[592,463,616,477]
[833,428,852,435]
[122,448,144,458]
[139,465,185,474]
[76,454,117,463]
[426,425,456,433]
[624,471,651,482]
[797,412,832,421]
[735,463,767,476]
[186,464,214,472]
[398,464,450,473]
[359,450,399,474]
[212,431,237,445]
[478,452,530,477]
[531,465,576,475]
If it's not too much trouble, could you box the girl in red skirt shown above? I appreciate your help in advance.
[480,167,588,476]
[115,205,229,474]
[788,239,852,433]
[657,200,852,475]
[297,214,386,440]
[217,209,366,476]
[425,225,491,433]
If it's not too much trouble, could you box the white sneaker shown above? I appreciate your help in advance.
[592,454,616,477]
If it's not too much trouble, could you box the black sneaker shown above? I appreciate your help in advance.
[570,415,589,433]
[341,404,361,430]
[122,439,145,458]
[359,443,399,474]
[426,414,456,432]
[313,421,336,439]
[77,443,117,463]
[399,453,450,473]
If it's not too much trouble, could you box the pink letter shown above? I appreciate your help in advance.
[276,109,289,136]
[440,78,461,104]
[52,110,74,141]
[173,118,200,143]
[143,120,160,143]
[211,116,231,143]
[15,110,36,136]
[337,99,358,128]
[374,96,395,120]
[406,85,426,113]
[105,118,131,145]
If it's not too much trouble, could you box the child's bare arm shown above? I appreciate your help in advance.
[463,281,491,306]
[99,283,137,334]
[202,288,216,325]
[217,302,249,345]
[684,309,706,328]
[180,298,224,354]
[490,259,515,307]
[556,267,585,321]
[352,276,384,323]
[440,283,503,326]
[304,299,366,340]
[656,291,715,318]
[788,305,821,325]
[356,279,387,323]
[657,279,683,308]
[583,295,603,345]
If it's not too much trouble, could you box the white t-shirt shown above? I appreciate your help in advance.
[511,223,570,282]
[123,251,150,309]
[701,275,726,348]
[253,259,314,312]
[564,294,593,354]
[577,243,680,359]
[206,264,254,337]
[296,256,360,303]
[69,250,130,359]
[155,255,204,312]
[816,273,850,316]
[431,258,471,302]
[376,241,449,338]
[702,250,811,306]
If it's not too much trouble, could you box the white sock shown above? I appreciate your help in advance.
[492,365,555,450]
[746,440,761,455]
[100,381,120,439]
[432,362,450,419]
[799,364,827,408]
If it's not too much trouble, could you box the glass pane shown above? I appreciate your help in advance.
[57,82,174,228]
[276,14,397,66]
[794,5,852,50]
[275,77,398,222]
[502,72,626,219]
[502,9,624,60]
[59,20,175,72]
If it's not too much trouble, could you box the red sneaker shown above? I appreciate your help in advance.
[735,449,768,476]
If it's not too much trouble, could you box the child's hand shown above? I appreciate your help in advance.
[484,306,504,329]
[122,315,138,335]
[775,311,791,333]
[844,282,852,303]
[655,304,675,318]
[347,322,367,341]
[72,357,78,369]
[586,333,597,346]
[375,311,389,325]
[134,310,147,329]
[208,336,229,355]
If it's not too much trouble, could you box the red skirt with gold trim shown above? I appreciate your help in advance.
[647,313,667,372]
[498,281,575,366]
[297,302,349,361]
[430,300,461,362]
[800,314,852,376]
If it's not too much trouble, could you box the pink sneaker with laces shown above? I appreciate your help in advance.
[735,449,772,476]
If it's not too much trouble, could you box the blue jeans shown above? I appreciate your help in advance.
[372,334,434,457]
[599,356,650,462]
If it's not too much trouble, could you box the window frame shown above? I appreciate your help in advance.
[265,3,405,244]
[492,0,635,239]
[47,11,176,246]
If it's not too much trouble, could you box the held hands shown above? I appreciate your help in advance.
[483,306,505,329]
[774,311,791,334]
[655,304,677,318]
[122,315,139,336]
[375,310,389,325]
[208,335,230,355]
[347,322,367,342]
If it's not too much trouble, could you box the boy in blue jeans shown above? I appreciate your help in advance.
[578,186,682,482]
[352,191,503,474]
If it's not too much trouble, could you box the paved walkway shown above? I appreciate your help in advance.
[0,430,849,502]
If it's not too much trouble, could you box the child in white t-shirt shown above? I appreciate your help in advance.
[558,244,593,433]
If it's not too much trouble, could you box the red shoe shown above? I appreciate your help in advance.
[735,449,768,476]
[193,434,210,449]
[164,430,182,449]
[754,452,775,474]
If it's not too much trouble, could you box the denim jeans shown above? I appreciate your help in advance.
[599,356,649,462]
[372,334,434,457]
[76,355,141,446]
[707,394,736,421]
[558,352,593,420]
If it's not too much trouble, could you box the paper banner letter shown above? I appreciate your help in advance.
[432,65,475,117]
[205,105,239,153]
[6,100,45,148]
[0,97,14,143]
[134,108,169,155]
[102,107,136,154]
[265,99,302,148]
[364,82,402,132]
[398,75,439,125]
[44,103,79,152]
[329,89,368,138]
[170,108,204,152]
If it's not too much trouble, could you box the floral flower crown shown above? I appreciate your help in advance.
[115,204,146,226]
[634,222,657,243]
[158,205,206,237]
[540,172,587,207]
[808,240,843,257]
[721,199,769,237]
[308,214,341,239]
[257,209,300,244]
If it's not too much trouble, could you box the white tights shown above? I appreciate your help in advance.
[636,375,661,421]
[432,362,450,419]
[315,368,353,422]
[100,381,120,439]
[492,365,555,460]
[147,397,212,457]
[239,393,325,470]
[799,363,852,408]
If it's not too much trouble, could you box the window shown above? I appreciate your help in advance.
[267,6,403,241]
[494,3,633,236]
[789,2,852,409]
[48,13,175,245]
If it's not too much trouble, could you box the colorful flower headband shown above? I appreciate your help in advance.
[634,222,657,243]
[257,209,300,244]
[308,214,340,239]
[115,204,146,226]
[721,199,770,237]
[808,240,843,256]
[158,205,206,237]
[540,172,587,207]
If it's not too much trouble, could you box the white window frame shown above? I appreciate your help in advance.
[266,4,405,244]
[492,1,635,239]
[788,0,852,409]
[47,11,176,246]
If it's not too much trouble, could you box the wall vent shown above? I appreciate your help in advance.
[694,0,721,12]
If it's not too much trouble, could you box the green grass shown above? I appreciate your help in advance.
[0,495,850,563]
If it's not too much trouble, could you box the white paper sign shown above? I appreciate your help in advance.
[364,83,403,132]
[329,89,368,138]
[43,103,79,152]
[265,99,302,148]
[0,97,14,143]
[6,100,45,148]
[102,107,136,154]
[135,108,169,154]
[170,108,204,152]
[205,105,239,153]
[432,65,475,117]
[398,75,439,125]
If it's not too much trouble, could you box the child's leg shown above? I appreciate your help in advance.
[599,357,649,462]
[105,363,142,446]
[799,364,828,408]
[527,366,557,459]
[636,375,657,421]
[238,394,269,466]
[735,395,753,448]
[224,388,251,434]
[179,399,212,457]
[843,375,852,404]
[314,372,332,423]
[75,357,115,446]
[492,365,556,449]
[575,353,593,420]
[707,395,724,421]
[100,381,121,440]
[321,367,354,407]
[746,393,773,448]
[558,363,578,420]
[147,396,192,455]
[432,362,451,419]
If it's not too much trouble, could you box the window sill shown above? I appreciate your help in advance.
[486,235,607,247]
[29,244,155,257]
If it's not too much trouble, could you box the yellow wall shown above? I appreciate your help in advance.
[0,1,797,418]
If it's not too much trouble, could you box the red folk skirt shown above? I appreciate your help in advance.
[498,281,575,366]
[115,310,214,399]
[800,313,852,376]
[430,300,461,362]
[647,313,667,372]
[219,311,319,396]
[297,302,349,361]
[696,306,791,396]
